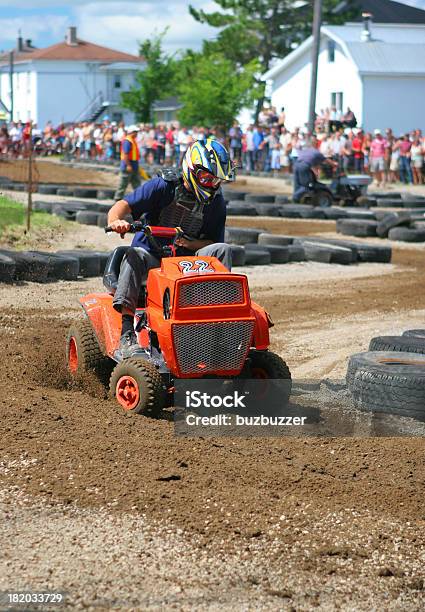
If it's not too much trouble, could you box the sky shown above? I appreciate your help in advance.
[0,0,424,56]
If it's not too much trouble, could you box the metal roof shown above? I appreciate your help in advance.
[346,40,425,74]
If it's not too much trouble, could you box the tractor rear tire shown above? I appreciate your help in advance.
[110,358,165,416]
[66,319,112,383]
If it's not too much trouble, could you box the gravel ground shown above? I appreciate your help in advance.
[1,206,425,610]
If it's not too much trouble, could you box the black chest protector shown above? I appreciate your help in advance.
[154,168,206,238]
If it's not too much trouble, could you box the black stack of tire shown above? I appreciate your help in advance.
[346,329,425,421]
[337,210,425,242]
[0,249,110,283]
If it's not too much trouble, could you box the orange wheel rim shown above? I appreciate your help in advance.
[116,375,140,411]
[251,367,269,379]
[68,337,78,373]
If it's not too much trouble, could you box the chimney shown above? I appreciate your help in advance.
[66,26,78,46]
[361,12,373,42]
[17,36,24,52]
[25,39,33,49]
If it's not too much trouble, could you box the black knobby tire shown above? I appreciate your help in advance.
[315,190,333,208]
[388,227,425,243]
[110,358,165,416]
[258,233,294,246]
[230,244,246,266]
[347,351,425,421]
[403,329,425,339]
[66,319,112,383]
[249,350,292,409]
[369,335,425,355]
[250,350,292,378]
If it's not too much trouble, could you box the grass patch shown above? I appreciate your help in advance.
[0,195,71,250]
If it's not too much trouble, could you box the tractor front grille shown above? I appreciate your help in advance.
[172,320,254,375]
[178,280,244,308]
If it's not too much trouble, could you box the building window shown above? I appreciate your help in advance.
[112,112,123,122]
[331,92,343,112]
[114,75,122,89]
[328,40,335,63]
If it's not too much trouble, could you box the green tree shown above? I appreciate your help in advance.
[176,51,260,129]
[121,30,176,122]
[190,0,354,75]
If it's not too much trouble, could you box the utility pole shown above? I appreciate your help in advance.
[308,0,323,133]
[27,123,33,232]
[9,50,14,122]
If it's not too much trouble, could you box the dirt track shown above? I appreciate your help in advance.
[1,218,425,609]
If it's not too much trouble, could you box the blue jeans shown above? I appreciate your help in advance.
[399,156,413,184]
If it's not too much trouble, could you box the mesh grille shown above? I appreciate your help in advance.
[173,320,254,374]
[178,280,244,307]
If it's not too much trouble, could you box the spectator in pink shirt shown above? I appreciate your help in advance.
[370,129,386,186]
[395,134,413,184]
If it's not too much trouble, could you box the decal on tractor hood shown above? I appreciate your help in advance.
[179,260,214,274]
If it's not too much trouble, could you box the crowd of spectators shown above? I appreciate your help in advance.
[1,111,424,186]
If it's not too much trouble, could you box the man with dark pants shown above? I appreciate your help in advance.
[293,148,338,203]
[114,125,141,201]
[107,138,234,358]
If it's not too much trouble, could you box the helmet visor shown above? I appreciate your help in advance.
[196,169,222,189]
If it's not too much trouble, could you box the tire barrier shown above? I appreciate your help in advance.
[336,219,378,237]
[0,249,110,283]
[229,227,392,265]
[346,351,425,422]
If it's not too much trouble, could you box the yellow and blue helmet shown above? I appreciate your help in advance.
[182,138,235,203]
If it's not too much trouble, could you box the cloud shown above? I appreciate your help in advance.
[0,15,68,47]
[74,1,219,54]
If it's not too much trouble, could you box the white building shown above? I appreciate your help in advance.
[0,27,144,126]
[263,21,425,134]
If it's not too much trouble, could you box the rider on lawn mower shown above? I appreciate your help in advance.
[293,147,338,205]
[107,138,235,359]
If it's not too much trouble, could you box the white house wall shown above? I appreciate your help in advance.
[362,75,425,133]
[34,60,111,125]
[270,39,362,131]
[269,50,312,130]
[315,40,363,126]
[0,65,37,122]
[0,59,139,125]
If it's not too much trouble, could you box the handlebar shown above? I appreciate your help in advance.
[105,221,184,239]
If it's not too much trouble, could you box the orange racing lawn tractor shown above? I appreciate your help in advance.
[66,222,292,416]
